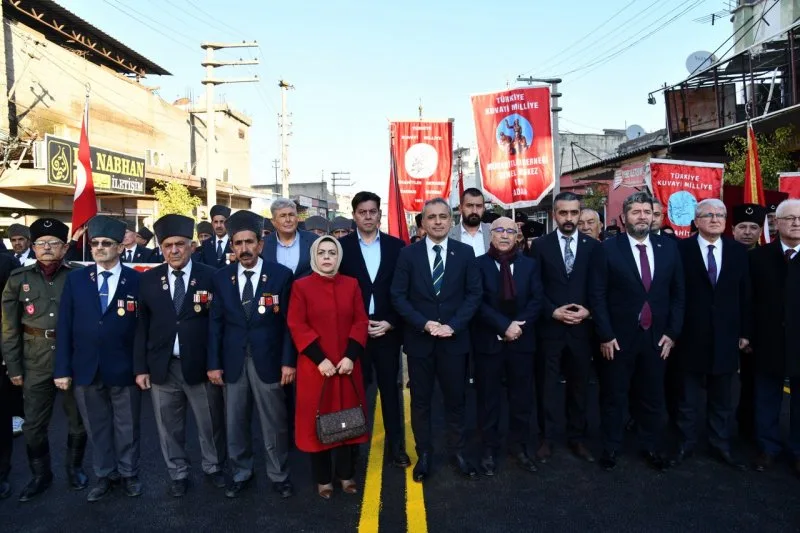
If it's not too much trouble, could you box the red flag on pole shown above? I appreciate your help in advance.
[72,95,97,230]
[388,140,410,244]
[743,122,769,243]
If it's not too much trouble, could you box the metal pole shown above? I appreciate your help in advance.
[281,86,288,198]
[205,46,216,207]
[551,80,562,196]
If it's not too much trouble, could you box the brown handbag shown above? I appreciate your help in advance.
[315,374,368,445]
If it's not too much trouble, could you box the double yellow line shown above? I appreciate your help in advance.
[357,390,428,533]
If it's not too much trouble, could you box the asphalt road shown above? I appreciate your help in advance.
[3,380,800,532]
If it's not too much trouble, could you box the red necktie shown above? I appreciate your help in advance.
[636,244,652,329]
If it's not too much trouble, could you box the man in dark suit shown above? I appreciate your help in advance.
[0,253,21,499]
[260,197,316,278]
[671,199,749,470]
[390,197,482,482]
[8,224,34,264]
[54,215,143,501]
[120,221,153,264]
[473,216,543,476]
[207,210,296,499]
[196,205,233,269]
[749,199,800,475]
[529,192,603,464]
[133,214,226,498]
[135,227,154,248]
[592,191,685,471]
[339,191,409,468]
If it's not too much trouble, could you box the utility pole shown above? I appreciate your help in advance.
[272,159,280,192]
[279,80,295,198]
[201,41,259,208]
[330,171,351,217]
[516,76,562,195]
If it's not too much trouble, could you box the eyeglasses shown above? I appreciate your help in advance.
[491,228,518,235]
[32,240,64,248]
[90,240,118,248]
[696,213,726,220]
[777,215,800,224]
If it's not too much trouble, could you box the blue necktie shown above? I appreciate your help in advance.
[173,270,185,314]
[99,271,112,313]
[432,245,444,296]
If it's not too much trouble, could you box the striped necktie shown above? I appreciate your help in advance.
[432,244,444,296]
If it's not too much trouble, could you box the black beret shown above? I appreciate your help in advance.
[196,221,213,235]
[514,211,529,223]
[138,227,154,243]
[331,216,351,232]
[154,214,194,241]
[521,221,545,239]
[210,204,232,219]
[7,223,30,239]
[263,218,275,232]
[767,203,779,213]
[304,216,329,233]
[30,218,69,243]
[88,215,126,243]
[123,219,137,232]
[225,210,263,239]
[732,204,767,227]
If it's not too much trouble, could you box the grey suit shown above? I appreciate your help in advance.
[448,222,492,256]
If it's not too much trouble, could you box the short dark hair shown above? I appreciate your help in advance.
[554,191,580,204]
[422,197,451,217]
[414,213,423,227]
[460,188,484,204]
[622,191,654,215]
[351,191,381,212]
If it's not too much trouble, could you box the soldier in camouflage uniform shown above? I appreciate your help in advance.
[1,218,88,502]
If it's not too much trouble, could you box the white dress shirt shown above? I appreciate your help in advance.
[238,257,263,299]
[123,245,137,262]
[460,224,486,257]
[494,262,514,274]
[697,235,722,282]
[556,229,578,262]
[168,260,193,356]
[627,233,655,279]
[95,261,123,303]
[425,237,448,273]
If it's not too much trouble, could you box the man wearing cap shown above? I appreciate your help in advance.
[54,216,143,501]
[136,227,154,248]
[8,224,34,265]
[330,216,352,239]
[1,218,88,501]
[134,214,226,498]
[208,210,296,499]
[514,211,529,231]
[262,218,275,239]
[120,221,153,264]
[197,221,213,243]
[197,205,233,269]
[304,215,329,237]
[732,204,767,250]
[261,198,316,278]
[767,203,778,241]
[448,188,491,257]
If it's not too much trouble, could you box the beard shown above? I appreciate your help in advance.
[626,221,650,239]
[463,213,481,228]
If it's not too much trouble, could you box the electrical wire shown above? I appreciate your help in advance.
[101,0,196,53]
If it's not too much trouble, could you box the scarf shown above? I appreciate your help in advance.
[487,243,518,304]
[37,261,63,282]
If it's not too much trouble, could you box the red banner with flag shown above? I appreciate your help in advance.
[72,96,97,230]
[471,86,554,207]
[388,142,411,244]
[648,158,724,238]
[779,172,800,199]
[390,121,453,213]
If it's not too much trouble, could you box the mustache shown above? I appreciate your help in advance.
[239,252,253,259]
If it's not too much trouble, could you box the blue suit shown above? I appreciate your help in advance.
[196,236,232,270]
[260,230,316,278]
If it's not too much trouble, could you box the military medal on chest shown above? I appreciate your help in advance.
[117,299,125,316]
[257,293,269,315]
[272,294,280,314]
[161,275,168,291]
[193,290,209,313]
[22,283,30,293]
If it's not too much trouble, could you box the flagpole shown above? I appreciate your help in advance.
[82,84,90,262]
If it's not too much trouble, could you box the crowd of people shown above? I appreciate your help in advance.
[0,185,797,507]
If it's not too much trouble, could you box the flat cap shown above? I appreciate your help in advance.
[225,210,263,239]
[30,218,69,243]
[732,203,767,227]
[154,214,195,241]
[7,223,30,239]
[88,215,126,243]
[210,204,232,219]
[304,216,329,233]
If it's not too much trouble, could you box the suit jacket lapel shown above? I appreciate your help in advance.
[617,235,644,288]
[373,233,390,283]
[417,242,436,298]
[716,239,731,287]
[440,239,459,297]
[650,236,664,288]
[549,233,568,279]
[106,266,130,316]
[228,266,248,323]
[155,265,178,317]
[87,266,102,314]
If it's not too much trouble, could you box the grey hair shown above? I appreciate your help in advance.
[622,191,654,216]
[695,198,726,217]
[270,198,297,216]
[421,197,451,217]
[776,199,800,217]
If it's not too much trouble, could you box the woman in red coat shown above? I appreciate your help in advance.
[287,235,369,499]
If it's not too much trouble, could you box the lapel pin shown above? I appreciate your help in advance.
[190,279,197,287]
[261,274,267,283]
[22,283,30,292]
[120,277,126,285]
[449,251,455,256]
[230,275,236,285]
[657,244,662,248]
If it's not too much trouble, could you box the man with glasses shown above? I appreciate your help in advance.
[54,216,143,501]
[1,218,88,501]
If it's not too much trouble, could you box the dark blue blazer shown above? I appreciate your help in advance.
[121,244,153,264]
[207,260,295,384]
[149,246,164,264]
[260,230,316,278]
[338,231,404,327]
[196,236,233,270]
[55,264,140,386]
[472,252,543,354]
[390,238,481,357]
[133,261,216,386]
[591,233,685,351]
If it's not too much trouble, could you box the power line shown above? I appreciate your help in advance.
[161,0,239,40]
[101,0,196,53]
[185,0,243,38]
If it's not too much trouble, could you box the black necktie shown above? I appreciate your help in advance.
[216,240,224,261]
[126,249,133,262]
[173,270,185,314]
[242,270,255,319]
[15,253,21,260]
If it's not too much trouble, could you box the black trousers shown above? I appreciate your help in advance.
[599,329,665,453]
[736,350,755,438]
[407,350,467,456]
[476,349,534,452]
[676,372,734,452]
[536,338,591,443]
[361,333,403,449]
[310,445,356,485]
[0,372,15,479]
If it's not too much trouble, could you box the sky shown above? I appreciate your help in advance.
[59,0,736,200]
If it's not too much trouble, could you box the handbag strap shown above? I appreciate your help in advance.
[316,373,362,417]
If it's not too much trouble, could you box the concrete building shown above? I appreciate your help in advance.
[558,129,628,174]
[252,181,336,218]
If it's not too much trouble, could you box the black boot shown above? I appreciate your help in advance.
[66,434,89,490]
[18,444,53,502]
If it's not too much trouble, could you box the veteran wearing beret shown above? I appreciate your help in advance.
[8,223,34,265]
[197,205,234,269]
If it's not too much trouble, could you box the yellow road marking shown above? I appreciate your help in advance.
[358,393,385,533]
[404,388,428,533]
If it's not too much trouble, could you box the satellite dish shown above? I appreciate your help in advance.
[685,51,717,74]
[626,124,646,140]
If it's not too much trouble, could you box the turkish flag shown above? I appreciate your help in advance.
[72,98,97,230]
[388,144,410,244]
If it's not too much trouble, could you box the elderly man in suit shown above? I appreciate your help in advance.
[391,197,482,482]
[120,221,153,264]
[261,197,316,278]
[54,215,142,501]
[671,199,749,470]
[749,199,800,475]
[529,192,603,464]
[592,191,685,472]
[339,191,409,468]
[134,214,226,498]
[197,205,234,269]
[448,188,491,257]
[473,216,542,476]
[578,209,603,241]
[208,210,296,499]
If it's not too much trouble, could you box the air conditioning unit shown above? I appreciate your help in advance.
[145,149,166,168]
[33,140,46,169]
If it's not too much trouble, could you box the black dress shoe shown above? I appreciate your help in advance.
[412,452,430,483]
[668,447,694,467]
[450,453,478,480]
[480,452,496,476]
[599,450,617,471]
[87,477,113,502]
[122,476,143,497]
[641,451,668,472]
[709,447,746,471]
[753,452,773,472]
[569,442,596,463]
[225,478,251,498]
[535,441,552,463]
[169,479,188,498]
[205,471,227,489]
[391,449,411,469]
[513,451,538,473]
[0,479,10,500]
[272,480,294,499]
